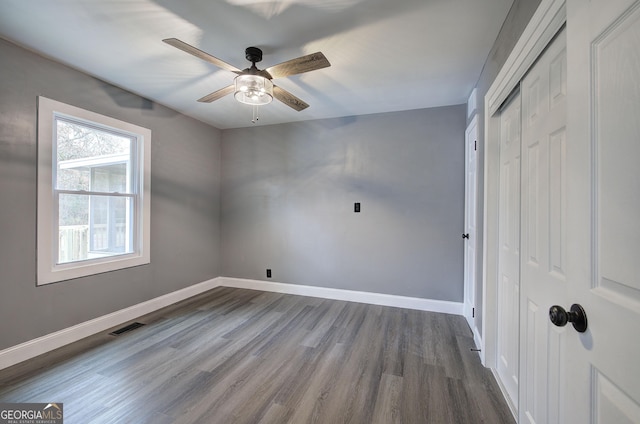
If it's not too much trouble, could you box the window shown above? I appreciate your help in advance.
[37,97,150,285]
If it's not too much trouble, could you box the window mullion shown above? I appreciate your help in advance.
[56,189,135,198]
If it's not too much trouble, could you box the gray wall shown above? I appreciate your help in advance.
[221,106,466,302]
[0,38,222,350]
[471,0,542,336]
[0,1,540,351]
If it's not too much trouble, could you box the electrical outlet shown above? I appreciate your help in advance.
[354,202,361,213]
[266,269,272,278]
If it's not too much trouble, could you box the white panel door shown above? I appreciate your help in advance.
[519,28,568,424]
[565,0,640,422]
[496,91,521,412]
[464,115,479,331]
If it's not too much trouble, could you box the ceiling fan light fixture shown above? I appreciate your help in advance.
[164,39,328,112]
[234,74,273,105]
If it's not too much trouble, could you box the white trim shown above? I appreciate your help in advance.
[473,326,484,363]
[220,277,464,315]
[481,0,566,370]
[0,278,222,370]
[0,277,463,371]
[467,88,478,118]
[486,0,567,116]
[464,306,474,331]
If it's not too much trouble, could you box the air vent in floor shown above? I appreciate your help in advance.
[109,322,145,336]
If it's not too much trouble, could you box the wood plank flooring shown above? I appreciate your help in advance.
[0,287,515,423]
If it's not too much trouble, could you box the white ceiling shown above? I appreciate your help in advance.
[0,0,513,129]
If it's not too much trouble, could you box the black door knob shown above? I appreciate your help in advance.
[549,304,588,333]
[462,233,469,239]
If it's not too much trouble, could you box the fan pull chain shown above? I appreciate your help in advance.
[252,105,260,124]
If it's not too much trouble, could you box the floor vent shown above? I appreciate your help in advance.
[109,322,145,336]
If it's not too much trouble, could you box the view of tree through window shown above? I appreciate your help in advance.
[55,118,134,263]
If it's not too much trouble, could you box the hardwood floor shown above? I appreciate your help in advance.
[0,287,515,423]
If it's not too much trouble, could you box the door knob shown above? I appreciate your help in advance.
[462,233,469,239]
[549,304,588,333]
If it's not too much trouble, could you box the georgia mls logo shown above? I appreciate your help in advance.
[0,402,63,424]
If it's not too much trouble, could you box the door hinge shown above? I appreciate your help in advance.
[472,307,475,318]
[474,140,477,151]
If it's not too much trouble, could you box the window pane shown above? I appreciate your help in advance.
[58,193,133,264]
[56,118,133,193]
[91,163,128,192]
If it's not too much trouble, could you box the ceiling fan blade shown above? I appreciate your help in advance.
[163,38,241,74]
[273,86,309,111]
[197,85,235,103]
[266,52,330,79]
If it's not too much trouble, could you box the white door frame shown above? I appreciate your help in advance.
[481,0,567,370]
[464,114,479,335]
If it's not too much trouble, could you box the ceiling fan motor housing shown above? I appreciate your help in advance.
[245,47,263,64]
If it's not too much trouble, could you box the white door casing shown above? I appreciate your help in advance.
[566,0,640,422]
[519,28,567,424]
[464,114,479,334]
[496,91,521,414]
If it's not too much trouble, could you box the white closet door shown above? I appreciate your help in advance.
[519,28,568,424]
[564,0,640,422]
[496,91,522,412]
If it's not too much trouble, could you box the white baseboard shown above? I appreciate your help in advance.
[0,276,463,371]
[0,277,223,371]
[220,277,464,315]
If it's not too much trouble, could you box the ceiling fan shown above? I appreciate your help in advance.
[163,38,331,111]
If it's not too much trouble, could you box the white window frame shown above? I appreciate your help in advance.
[37,96,151,285]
